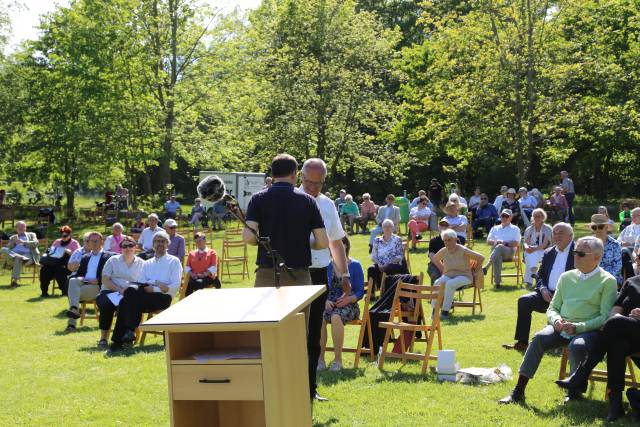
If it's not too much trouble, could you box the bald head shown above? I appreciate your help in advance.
[301,158,327,176]
[552,222,573,250]
[301,158,327,197]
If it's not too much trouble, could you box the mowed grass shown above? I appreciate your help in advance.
[0,221,635,426]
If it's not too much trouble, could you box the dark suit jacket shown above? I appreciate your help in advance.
[535,241,575,293]
[76,251,112,286]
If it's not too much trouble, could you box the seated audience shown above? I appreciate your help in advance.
[408,195,432,251]
[529,188,544,208]
[95,236,144,347]
[369,194,401,250]
[501,188,522,226]
[522,209,552,288]
[188,198,208,228]
[67,233,91,273]
[185,232,220,296]
[334,189,347,212]
[443,201,468,244]
[556,273,640,421]
[211,200,227,230]
[164,218,185,264]
[65,232,112,332]
[358,193,377,234]
[482,209,521,288]
[547,186,569,221]
[103,223,126,254]
[115,184,129,210]
[493,185,509,211]
[619,203,632,232]
[368,219,406,292]
[432,229,484,318]
[137,213,164,259]
[339,194,360,234]
[499,236,617,405]
[472,193,498,238]
[130,215,145,233]
[164,195,180,219]
[468,187,481,213]
[618,207,640,279]
[39,226,80,297]
[503,223,574,351]
[518,187,537,226]
[590,214,623,287]
[409,190,428,209]
[0,221,40,288]
[319,236,364,372]
[448,193,467,215]
[427,219,460,284]
[108,231,182,353]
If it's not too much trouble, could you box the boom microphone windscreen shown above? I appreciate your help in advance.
[197,175,226,202]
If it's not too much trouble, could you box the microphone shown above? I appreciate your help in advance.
[197,175,238,206]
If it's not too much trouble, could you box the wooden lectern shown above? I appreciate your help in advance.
[140,285,325,427]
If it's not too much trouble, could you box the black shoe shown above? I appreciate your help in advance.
[105,343,123,356]
[495,284,502,289]
[606,391,625,422]
[312,392,329,402]
[563,389,583,404]
[122,330,136,347]
[368,244,373,254]
[503,342,528,352]
[97,339,109,348]
[40,293,50,298]
[65,324,76,332]
[482,266,488,276]
[499,388,525,404]
[66,308,80,319]
[555,367,589,393]
[10,281,18,288]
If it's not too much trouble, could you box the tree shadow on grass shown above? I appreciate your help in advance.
[490,285,524,293]
[375,368,433,384]
[53,325,98,335]
[442,313,486,325]
[318,367,366,386]
[313,418,339,427]
[101,344,166,357]
[26,294,65,303]
[529,398,610,425]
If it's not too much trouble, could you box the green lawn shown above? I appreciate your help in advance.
[0,221,636,426]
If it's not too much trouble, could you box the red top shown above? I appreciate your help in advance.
[186,249,218,276]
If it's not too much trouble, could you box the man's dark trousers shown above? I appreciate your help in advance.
[514,289,551,344]
[309,267,329,398]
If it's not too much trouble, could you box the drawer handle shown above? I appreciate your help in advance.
[199,378,231,384]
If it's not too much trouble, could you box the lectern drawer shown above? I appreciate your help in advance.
[171,364,263,401]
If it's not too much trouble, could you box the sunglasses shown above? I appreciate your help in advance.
[61,233,70,237]
[590,224,606,230]
[574,250,593,257]
[121,243,136,249]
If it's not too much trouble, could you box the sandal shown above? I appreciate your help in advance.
[97,339,108,348]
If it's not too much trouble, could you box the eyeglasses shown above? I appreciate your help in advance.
[121,243,136,249]
[574,250,594,258]
[301,177,324,187]
[88,239,100,243]
[480,198,488,200]
[591,224,606,230]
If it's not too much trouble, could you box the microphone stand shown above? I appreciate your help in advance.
[221,198,295,288]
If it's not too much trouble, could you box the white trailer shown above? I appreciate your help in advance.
[198,171,266,211]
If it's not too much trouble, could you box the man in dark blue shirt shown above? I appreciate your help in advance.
[472,193,498,238]
[244,153,329,287]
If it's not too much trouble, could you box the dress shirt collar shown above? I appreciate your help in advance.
[556,243,572,255]
[579,266,601,281]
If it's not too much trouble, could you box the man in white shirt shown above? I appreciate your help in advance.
[108,231,182,354]
[300,158,351,401]
[136,213,164,259]
[493,185,509,211]
[483,209,522,288]
[503,223,574,351]
[65,232,112,331]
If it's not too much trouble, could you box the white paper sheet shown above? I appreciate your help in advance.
[107,292,123,307]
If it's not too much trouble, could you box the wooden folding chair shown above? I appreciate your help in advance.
[452,259,484,314]
[465,212,474,248]
[378,275,443,374]
[136,310,164,345]
[322,278,376,367]
[0,207,15,228]
[489,244,523,287]
[79,300,99,326]
[558,347,640,398]
[219,238,249,280]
